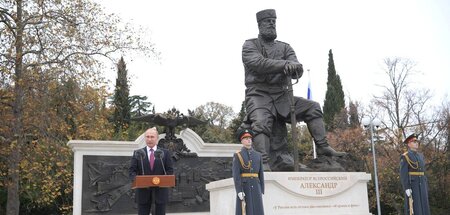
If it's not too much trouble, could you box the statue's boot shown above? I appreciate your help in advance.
[316,146,346,157]
[253,133,272,171]
[307,118,346,157]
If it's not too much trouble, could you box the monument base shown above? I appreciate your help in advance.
[206,172,372,215]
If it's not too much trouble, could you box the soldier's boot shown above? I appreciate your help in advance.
[253,133,272,171]
[307,118,346,157]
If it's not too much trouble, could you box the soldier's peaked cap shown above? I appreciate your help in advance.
[256,9,276,22]
[403,133,419,144]
[236,129,254,142]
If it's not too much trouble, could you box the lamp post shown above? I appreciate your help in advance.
[362,117,382,215]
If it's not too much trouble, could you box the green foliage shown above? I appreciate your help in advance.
[227,101,246,136]
[348,101,360,128]
[289,124,315,160]
[111,57,131,138]
[130,95,153,117]
[323,49,347,131]
[127,95,153,140]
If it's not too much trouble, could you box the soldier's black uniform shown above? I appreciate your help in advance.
[400,149,430,215]
[232,147,265,215]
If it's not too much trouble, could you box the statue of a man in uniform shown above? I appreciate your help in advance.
[241,9,346,171]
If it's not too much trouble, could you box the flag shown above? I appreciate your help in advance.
[307,69,312,100]
[307,81,312,100]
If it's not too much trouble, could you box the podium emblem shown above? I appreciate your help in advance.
[152,177,161,185]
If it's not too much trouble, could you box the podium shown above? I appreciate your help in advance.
[132,175,176,189]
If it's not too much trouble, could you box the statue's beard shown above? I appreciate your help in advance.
[259,27,277,41]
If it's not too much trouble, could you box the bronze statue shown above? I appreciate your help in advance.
[241,9,345,171]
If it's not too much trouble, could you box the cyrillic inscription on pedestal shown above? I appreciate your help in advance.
[207,172,372,215]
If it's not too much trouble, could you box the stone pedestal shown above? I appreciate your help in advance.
[206,172,372,215]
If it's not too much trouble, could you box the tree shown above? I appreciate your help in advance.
[0,1,156,214]
[128,95,153,140]
[111,57,131,138]
[372,57,429,142]
[227,101,246,138]
[193,102,235,129]
[189,102,236,143]
[363,57,449,214]
[349,101,360,128]
[0,74,113,214]
[130,95,153,117]
[323,49,346,131]
[425,101,450,214]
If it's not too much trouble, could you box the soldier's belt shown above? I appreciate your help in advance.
[241,173,258,178]
[409,172,424,176]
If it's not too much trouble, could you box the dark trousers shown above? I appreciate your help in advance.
[138,203,166,215]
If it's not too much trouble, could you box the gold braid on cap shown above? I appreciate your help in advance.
[236,151,252,170]
[403,152,419,170]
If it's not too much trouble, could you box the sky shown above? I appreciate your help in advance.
[96,0,450,114]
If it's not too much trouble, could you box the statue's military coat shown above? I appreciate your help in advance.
[232,147,265,215]
[400,149,430,215]
[242,37,322,136]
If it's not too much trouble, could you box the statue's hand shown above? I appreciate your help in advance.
[285,63,303,78]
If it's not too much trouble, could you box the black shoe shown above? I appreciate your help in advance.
[316,146,346,157]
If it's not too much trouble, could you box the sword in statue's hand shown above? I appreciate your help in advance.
[285,64,301,171]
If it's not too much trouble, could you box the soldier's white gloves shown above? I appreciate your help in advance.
[405,189,412,197]
[238,192,245,200]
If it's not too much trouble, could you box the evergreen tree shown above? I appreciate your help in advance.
[228,101,247,138]
[323,49,346,131]
[128,95,153,140]
[348,101,360,128]
[111,57,131,137]
[130,95,152,117]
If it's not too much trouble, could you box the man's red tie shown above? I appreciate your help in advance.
[149,148,155,170]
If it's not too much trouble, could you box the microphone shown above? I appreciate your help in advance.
[136,149,146,175]
[154,149,167,175]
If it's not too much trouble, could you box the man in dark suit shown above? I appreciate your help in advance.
[129,127,174,215]
[400,133,430,215]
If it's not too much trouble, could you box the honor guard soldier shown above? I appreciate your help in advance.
[232,129,265,215]
[399,133,431,215]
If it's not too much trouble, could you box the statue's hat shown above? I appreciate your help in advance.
[256,9,276,22]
